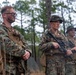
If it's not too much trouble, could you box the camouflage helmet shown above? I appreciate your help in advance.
[50,15,63,23]
[66,26,75,33]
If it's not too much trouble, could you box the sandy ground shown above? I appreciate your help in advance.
[30,71,45,75]
[26,71,45,75]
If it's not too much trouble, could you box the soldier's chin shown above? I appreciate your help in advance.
[12,19,15,22]
[8,19,15,23]
[12,20,15,23]
[9,20,15,23]
[13,20,15,22]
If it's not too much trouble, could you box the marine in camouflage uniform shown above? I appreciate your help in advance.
[0,6,32,75]
[39,15,73,75]
[65,26,76,75]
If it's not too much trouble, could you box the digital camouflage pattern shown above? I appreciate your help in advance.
[39,29,70,75]
[65,34,76,75]
[0,24,32,75]
[67,35,76,60]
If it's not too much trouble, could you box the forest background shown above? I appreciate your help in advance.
[0,0,76,66]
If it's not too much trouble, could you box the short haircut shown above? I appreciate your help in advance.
[1,6,13,14]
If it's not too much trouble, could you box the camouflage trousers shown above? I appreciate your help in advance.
[65,62,75,75]
[46,55,65,75]
[6,60,25,75]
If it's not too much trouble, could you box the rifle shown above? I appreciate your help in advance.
[46,31,75,60]
[68,40,75,48]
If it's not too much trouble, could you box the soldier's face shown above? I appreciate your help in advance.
[4,8,16,23]
[68,29,75,37]
[50,21,60,30]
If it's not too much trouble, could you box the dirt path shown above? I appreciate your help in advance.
[31,71,45,75]
[26,71,45,75]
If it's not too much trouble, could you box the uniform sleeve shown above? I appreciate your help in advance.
[0,29,26,57]
[39,33,53,52]
[19,33,32,54]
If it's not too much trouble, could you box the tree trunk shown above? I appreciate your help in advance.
[45,0,52,26]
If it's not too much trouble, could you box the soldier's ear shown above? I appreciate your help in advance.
[2,13,7,18]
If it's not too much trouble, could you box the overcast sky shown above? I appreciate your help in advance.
[1,0,76,32]
[0,0,16,6]
[0,0,43,32]
[0,0,16,3]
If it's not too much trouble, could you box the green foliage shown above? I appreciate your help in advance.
[13,25,40,42]
[51,1,68,12]
[29,0,36,4]
[14,0,29,13]
[37,0,48,31]
[4,0,76,63]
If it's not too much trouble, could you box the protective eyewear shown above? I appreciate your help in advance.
[5,13,17,16]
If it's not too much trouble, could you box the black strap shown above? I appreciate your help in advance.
[46,31,74,60]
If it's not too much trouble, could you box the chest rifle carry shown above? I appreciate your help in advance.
[68,40,75,48]
[46,31,76,60]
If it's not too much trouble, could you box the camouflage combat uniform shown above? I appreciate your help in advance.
[0,24,32,75]
[65,26,76,75]
[39,29,70,75]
